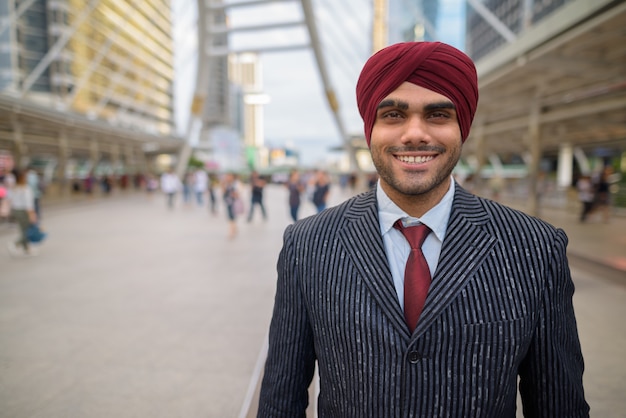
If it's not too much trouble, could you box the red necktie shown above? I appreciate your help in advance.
[394,220,432,332]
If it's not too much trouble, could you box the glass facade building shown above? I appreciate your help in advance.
[386,0,465,51]
[466,0,575,60]
[388,0,440,44]
[0,0,175,136]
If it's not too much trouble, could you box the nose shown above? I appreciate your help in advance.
[400,116,430,144]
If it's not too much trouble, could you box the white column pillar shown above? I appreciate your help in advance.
[574,146,591,175]
[557,142,574,189]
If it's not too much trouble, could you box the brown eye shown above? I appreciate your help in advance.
[382,110,403,119]
[430,111,448,118]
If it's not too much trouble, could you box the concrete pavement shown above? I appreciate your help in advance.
[1,188,295,417]
[1,184,625,417]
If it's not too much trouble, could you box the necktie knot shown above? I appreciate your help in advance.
[394,220,430,249]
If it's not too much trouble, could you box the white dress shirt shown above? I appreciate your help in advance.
[377,177,455,310]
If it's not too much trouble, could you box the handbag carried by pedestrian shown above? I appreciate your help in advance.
[26,223,47,243]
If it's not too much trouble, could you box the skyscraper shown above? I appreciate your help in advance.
[466,0,575,60]
[386,0,465,51]
[0,0,175,136]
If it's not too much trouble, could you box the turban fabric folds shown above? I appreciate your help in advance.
[356,42,479,146]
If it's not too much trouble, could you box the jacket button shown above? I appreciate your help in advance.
[408,351,421,364]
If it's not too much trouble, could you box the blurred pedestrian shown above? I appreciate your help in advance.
[208,173,218,215]
[258,41,588,417]
[348,173,357,191]
[160,167,181,209]
[368,172,378,189]
[6,169,38,257]
[576,174,594,222]
[84,171,95,195]
[26,166,43,219]
[182,171,193,205]
[0,167,13,224]
[286,170,304,223]
[593,166,612,223]
[146,174,159,194]
[311,170,330,212]
[193,168,209,206]
[222,173,242,239]
[100,175,112,195]
[247,170,267,222]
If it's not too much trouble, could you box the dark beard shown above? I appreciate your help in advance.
[371,145,460,197]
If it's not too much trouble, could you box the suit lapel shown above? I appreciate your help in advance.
[413,186,498,337]
[338,190,409,336]
[336,186,499,339]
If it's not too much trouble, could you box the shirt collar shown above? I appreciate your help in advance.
[377,177,455,243]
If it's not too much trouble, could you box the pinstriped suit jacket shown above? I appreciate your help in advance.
[258,184,589,418]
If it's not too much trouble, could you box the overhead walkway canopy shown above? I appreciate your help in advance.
[466,0,626,160]
[0,94,182,163]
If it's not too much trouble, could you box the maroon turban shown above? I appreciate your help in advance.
[356,41,478,146]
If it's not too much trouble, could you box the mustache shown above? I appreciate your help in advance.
[388,145,446,153]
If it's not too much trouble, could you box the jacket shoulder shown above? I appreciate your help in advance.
[462,190,567,248]
[289,189,377,234]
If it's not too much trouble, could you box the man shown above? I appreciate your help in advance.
[257,42,588,417]
[26,166,42,219]
[247,170,268,222]
[160,167,181,209]
[193,168,209,206]
[311,169,331,213]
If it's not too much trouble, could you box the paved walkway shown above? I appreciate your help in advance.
[1,185,625,417]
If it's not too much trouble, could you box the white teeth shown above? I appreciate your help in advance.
[397,155,434,164]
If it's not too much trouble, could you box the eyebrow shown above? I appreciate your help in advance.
[377,99,408,110]
[376,99,456,112]
[425,101,456,111]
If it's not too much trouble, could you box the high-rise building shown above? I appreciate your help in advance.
[385,0,465,51]
[0,0,175,136]
[228,53,270,169]
[388,0,439,44]
[202,4,231,129]
[466,0,575,60]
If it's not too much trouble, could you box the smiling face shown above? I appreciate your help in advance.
[370,82,463,217]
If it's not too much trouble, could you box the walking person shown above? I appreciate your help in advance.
[83,171,95,195]
[222,173,241,239]
[247,170,267,222]
[6,169,38,257]
[193,168,209,206]
[576,174,595,222]
[257,41,588,417]
[311,170,331,213]
[183,171,194,205]
[286,169,304,223]
[208,173,218,215]
[26,166,43,220]
[594,166,612,223]
[160,167,181,209]
[0,167,12,224]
